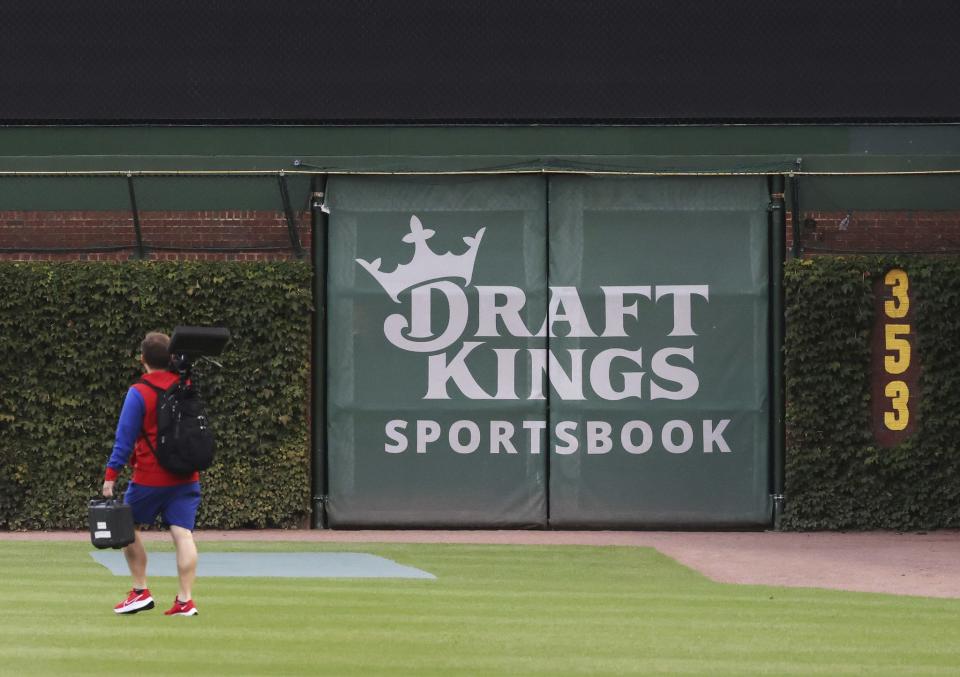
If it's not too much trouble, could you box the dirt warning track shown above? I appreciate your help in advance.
[5,529,958,599]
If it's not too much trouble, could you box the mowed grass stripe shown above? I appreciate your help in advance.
[0,645,956,675]
[0,541,958,676]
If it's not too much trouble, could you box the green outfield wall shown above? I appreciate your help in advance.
[1,123,958,529]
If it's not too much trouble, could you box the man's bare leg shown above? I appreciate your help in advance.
[169,525,197,602]
[123,529,148,589]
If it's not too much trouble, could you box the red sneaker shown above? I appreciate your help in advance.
[164,597,198,617]
[114,588,154,614]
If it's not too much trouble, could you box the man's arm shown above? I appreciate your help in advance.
[102,388,145,497]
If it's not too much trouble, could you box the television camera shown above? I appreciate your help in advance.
[168,325,231,382]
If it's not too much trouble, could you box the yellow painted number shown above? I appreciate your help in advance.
[884,324,911,375]
[884,269,909,318]
[884,381,909,431]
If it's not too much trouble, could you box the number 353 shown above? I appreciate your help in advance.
[882,270,911,431]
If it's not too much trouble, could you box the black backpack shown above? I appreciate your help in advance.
[139,378,216,475]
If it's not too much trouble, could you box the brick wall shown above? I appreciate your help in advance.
[0,210,311,261]
[1,209,957,261]
[789,211,960,256]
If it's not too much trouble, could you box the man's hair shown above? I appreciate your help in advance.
[140,332,172,369]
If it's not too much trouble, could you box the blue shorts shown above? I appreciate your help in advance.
[124,482,201,530]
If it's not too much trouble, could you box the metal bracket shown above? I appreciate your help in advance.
[772,493,786,529]
[311,191,330,214]
[312,495,329,529]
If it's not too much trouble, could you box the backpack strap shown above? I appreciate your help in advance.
[136,378,165,394]
[135,378,165,453]
[140,430,157,453]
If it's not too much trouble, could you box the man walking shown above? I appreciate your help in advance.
[102,331,201,617]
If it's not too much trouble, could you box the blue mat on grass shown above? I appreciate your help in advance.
[90,551,435,579]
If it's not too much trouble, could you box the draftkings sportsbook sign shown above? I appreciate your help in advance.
[358,215,730,457]
[327,175,771,527]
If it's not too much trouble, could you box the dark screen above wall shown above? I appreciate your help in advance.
[0,0,958,123]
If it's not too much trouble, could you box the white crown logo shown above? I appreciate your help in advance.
[356,215,486,302]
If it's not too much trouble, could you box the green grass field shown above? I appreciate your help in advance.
[1,540,958,676]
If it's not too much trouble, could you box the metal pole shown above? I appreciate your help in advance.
[278,173,305,259]
[768,176,787,528]
[126,173,147,260]
[310,175,329,528]
[544,174,552,526]
[790,158,803,258]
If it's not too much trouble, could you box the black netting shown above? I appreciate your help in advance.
[1,0,958,123]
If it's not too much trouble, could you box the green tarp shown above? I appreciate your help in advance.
[546,176,771,526]
[326,176,549,526]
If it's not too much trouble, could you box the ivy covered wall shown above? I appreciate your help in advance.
[0,261,312,529]
[783,256,960,530]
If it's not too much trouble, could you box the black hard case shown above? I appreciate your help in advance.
[88,499,135,549]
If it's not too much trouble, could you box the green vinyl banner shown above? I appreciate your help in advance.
[326,176,549,526]
[325,175,771,527]
[546,176,771,526]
